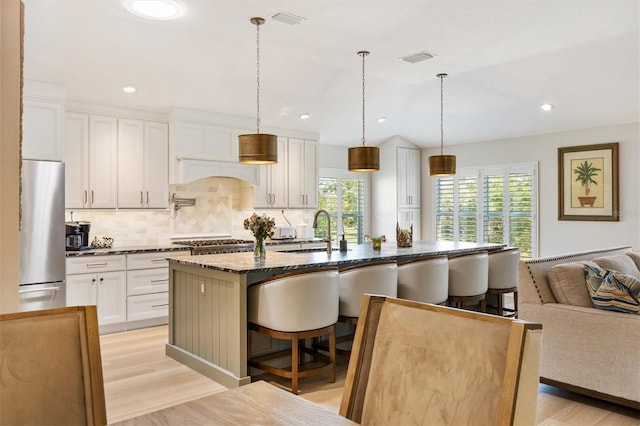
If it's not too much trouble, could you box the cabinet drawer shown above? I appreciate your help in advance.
[66,255,125,275]
[127,293,168,321]
[127,269,168,296]
[127,251,186,270]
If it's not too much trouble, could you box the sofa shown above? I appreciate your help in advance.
[518,246,640,409]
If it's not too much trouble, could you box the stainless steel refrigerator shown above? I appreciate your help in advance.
[18,160,66,311]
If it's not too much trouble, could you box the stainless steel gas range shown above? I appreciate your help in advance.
[173,239,254,255]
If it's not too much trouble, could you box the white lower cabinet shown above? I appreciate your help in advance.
[66,269,127,326]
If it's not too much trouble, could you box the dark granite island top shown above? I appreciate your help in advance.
[165,240,504,388]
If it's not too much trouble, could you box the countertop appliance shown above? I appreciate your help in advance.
[65,221,91,250]
[271,226,295,240]
[19,160,66,312]
[172,239,254,255]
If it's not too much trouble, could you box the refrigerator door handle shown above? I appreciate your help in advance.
[19,285,61,294]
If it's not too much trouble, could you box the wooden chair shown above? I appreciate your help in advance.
[247,268,339,394]
[0,306,107,426]
[340,295,542,425]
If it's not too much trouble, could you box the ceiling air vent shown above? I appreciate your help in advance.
[271,11,305,25]
[401,51,435,64]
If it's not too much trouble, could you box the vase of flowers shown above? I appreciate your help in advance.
[243,213,275,259]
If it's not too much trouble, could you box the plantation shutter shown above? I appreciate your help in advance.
[435,177,454,241]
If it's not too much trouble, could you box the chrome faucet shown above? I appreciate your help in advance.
[312,209,332,254]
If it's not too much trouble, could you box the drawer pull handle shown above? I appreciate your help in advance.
[150,259,166,264]
[19,286,60,294]
[151,279,168,284]
[151,303,169,309]
[86,262,108,268]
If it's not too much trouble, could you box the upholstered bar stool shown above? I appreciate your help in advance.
[397,256,449,305]
[247,268,339,394]
[487,247,521,317]
[336,261,398,351]
[448,252,489,311]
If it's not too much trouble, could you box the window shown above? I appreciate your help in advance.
[434,163,537,258]
[317,169,367,244]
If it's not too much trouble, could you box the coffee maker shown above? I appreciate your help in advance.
[65,221,91,250]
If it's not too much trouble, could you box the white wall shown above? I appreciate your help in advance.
[421,122,640,256]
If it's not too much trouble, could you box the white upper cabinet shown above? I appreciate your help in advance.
[288,138,318,209]
[65,113,117,209]
[118,119,168,208]
[397,147,421,208]
[254,137,288,209]
[174,121,238,162]
[22,100,64,161]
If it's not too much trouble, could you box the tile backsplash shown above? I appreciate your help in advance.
[67,177,316,247]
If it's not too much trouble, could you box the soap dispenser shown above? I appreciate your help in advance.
[339,234,348,252]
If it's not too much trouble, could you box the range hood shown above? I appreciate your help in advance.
[175,158,260,186]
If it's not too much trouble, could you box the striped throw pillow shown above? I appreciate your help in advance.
[584,264,640,315]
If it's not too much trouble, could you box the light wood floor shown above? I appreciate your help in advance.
[102,326,639,425]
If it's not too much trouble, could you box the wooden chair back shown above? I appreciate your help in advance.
[0,306,107,425]
[340,296,542,425]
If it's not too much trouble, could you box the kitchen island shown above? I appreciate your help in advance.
[165,241,504,388]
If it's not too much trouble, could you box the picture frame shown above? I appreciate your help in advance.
[558,142,619,221]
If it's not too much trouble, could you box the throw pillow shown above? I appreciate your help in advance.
[584,265,640,315]
[548,262,597,307]
[626,252,640,272]
[593,255,640,279]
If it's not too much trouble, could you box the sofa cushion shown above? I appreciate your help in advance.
[592,255,640,279]
[626,251,640,271]
[584,264,640,315]
[547,261,597,307]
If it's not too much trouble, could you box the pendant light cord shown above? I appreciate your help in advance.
[255,20,261,133]
[439,73,445,156]
[360,51,369,147]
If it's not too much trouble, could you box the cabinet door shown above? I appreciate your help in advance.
[397,147,420,208]
[89,115,118,208]
[64,112,90,208]
[269,137,288,208]
[97,271,127,325]
[253,165,271,208]
[174,121,238,162]
[302,140,319,208]
[22,100,64,161]
[117,118,145,208]
[66,273,98,306]
[144,121,169,208]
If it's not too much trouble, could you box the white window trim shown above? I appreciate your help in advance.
[432,162,539,257]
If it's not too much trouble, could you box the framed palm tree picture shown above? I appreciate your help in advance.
[558,142,619,221]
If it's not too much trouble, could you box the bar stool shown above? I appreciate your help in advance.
[247,268,339,394]
[337,261,398,351]
[448,252,489,311]
[397,256,449,305]
[487,247,520,317]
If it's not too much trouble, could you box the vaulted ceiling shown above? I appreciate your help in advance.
[22,0,639,147]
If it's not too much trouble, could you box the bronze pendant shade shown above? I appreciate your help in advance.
[348,146,380,172]
[429,73,456,176]
[238,133,277,164]
[239,17,277,165]
[348,50,379,172]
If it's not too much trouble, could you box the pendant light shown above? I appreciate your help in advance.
[429,73,456,176]
[348,51,379,172]
[238,17,277,165]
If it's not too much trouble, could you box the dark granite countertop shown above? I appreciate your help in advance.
[167,240,505,274]
[65,244,191,257]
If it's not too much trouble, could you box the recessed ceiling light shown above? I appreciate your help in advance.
[123,0,185,20]
[299,113,312,120]
[122,85,137,94]
[377,117,387,123]
[540,103,554,112]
